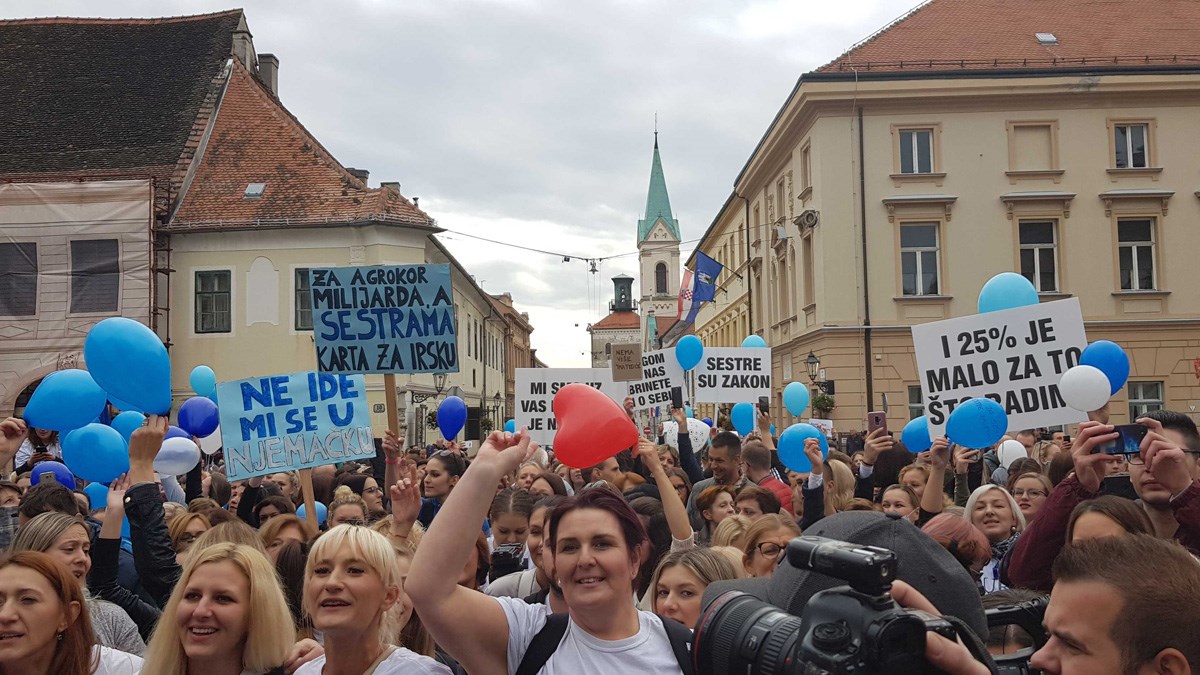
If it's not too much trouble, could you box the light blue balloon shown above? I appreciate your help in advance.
[778,423,829,472]
[82,482,109,510]
[504,419,516,433]
[1079,340,1130,396]
[977,272,1039,314]
[900,416,932,453]
[84,318,172,414]
[730,402,757,436]
[770,424,776,437]
[110,411,146,444]
[782,382,811,417]
[684,405,694,418]
[742,334,767,348]
[675,335,704,372]
[296,501,328,526]
[946,398,1008,449]
[62,424,129,484]
[190,365,217,397]
[108,396,142,414]
[23,369,108,432]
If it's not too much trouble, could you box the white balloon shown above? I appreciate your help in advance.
[1059,365,1112,412]
[155,436,201,475]
[662,418,711,454]
[198,427,222,455]
[997,440,1028,470]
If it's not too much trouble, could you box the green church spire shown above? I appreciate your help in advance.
[637,133,680,243]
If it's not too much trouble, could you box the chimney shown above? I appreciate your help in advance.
[347,168,370,184]
[231,27,255,69]
[257,53,279,96]
[380,181,401,195]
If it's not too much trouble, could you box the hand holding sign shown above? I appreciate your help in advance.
[552,383,638,468]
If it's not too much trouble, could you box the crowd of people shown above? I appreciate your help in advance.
[0,395,1198,674]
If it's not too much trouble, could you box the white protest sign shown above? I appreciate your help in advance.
[627,349,686,412]
[515,368,629,445]
[911,298,1088,440]
[694,347,771,403]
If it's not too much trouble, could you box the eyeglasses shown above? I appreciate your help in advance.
[755,542,787,559]
[1011,489,1047,498]
[1124,450,1200,466]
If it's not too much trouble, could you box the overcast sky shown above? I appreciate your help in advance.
[12,0,925,367]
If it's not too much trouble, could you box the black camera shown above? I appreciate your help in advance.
[693,536,979,675]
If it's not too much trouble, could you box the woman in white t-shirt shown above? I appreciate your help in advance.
[296,525,449,675]
[408,429,686,675]
[0,551,141,674]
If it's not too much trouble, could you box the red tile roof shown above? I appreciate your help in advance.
[819,0,1200,74]
[168,58,432,230]
[591,311,641,331]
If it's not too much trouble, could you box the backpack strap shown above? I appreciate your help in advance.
[658,615,696,675]
[514,613,569,675]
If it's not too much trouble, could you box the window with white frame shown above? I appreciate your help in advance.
[900,223,940,296]
[1128,381,1164,420]
[0,242,37,316]
[1117,218,1156,290]
[899,129,935,174]
[1114,123,1149,168]
[195,270,231,334]
[908,386,925,420]
[70,239,119,313]
[1018,220,1058,292]
[294,268,312,330]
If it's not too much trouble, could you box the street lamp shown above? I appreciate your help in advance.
[433,373,448,396]
[805,351,831,394]
[493,391,502,420]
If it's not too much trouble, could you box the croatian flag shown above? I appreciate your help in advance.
[678,269,699,323]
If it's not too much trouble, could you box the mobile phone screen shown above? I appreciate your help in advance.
[670,387,684,410]
[758,396,770,414]
[867,411,887,434]
[1096,424,1149,455]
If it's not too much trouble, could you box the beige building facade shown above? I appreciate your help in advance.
[695,5,1200,433]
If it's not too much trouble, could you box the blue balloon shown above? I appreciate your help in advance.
[1079,340,1130,396]
[684,405,694,418]
[770,424,776,437]
[23,369,108,432]
[110,411,146,444]
[84,318,172,414]
[438,396,467,440]
[742,335,767,348]
[296,501,327,526]
[165,425,189,441]
[82,482,109,510]
[701,417,713,427]
[504,419,516,433]
[190,365,217,397]
[30,460,76,488]
[978,272,1039,314]
[900,416,932,453]
[778,423,829,473]
[730,402,757,436]
[178,397,220,437]
[675,335,704,372]
[62,424,128,484]
[108,396,142,414]
[782,382,811,417]
[946,398,1008,449]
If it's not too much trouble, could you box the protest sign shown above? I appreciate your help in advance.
[628,349,686,411]
[309,264,457,374]
[611,343,643,382]
[808,418,834,438]
[217,371,375,481]
[694,347,771,403]
[515,368,629,445]
[911,298,1088,440]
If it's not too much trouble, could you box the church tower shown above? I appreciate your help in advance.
[637,133,681,349]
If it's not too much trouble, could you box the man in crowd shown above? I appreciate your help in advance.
[741,442,793,515]
[687,431,746,526]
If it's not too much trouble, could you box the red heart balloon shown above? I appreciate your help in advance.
[552,383,639,469]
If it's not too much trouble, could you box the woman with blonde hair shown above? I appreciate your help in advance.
[168,511,211,562]
[964,484,1027,593]
[297,525,449,674]
[193,520,270,557]
[741,513,802,578]
[710,514,752,549]
[329,485,370,527]
[650,548,742,628]
[141,543,299,675]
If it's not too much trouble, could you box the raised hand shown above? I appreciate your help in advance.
[389,459,421,538]
[805,438,824,476]
[382,429,402,460]
[928,436,951,471]
[864,427,893,465]
[129,414,168,484]
[474,429,535,474]
[633,438,662,475]
[1071,420,1118,493]
[1139,417,1194,496]
[952,446,978,475]
[671,406,686,427]
[0,418,26,466]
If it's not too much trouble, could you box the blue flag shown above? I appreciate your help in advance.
[693,252,722,302]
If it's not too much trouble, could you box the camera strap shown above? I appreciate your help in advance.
[944,614,1001,674]
[514,613,695,675]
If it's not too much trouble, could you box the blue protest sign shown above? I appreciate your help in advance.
[309,264,458,374]
[216,371,375,481]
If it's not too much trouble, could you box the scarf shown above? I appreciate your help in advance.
[990,531,1019,563]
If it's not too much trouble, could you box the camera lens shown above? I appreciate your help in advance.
[693,591,804,675]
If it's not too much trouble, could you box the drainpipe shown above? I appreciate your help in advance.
[858,106,874,411]
[734,192,753,333]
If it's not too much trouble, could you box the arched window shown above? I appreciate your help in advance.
[655,263,668,294]
[605,342,612,356]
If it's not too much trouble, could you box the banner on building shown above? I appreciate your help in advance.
[515,368,629,445]
[217,371,375,481]
[309,264,457,374]
[628,349,687,411]
[694,347,772,403]
[911,298,1089,440]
